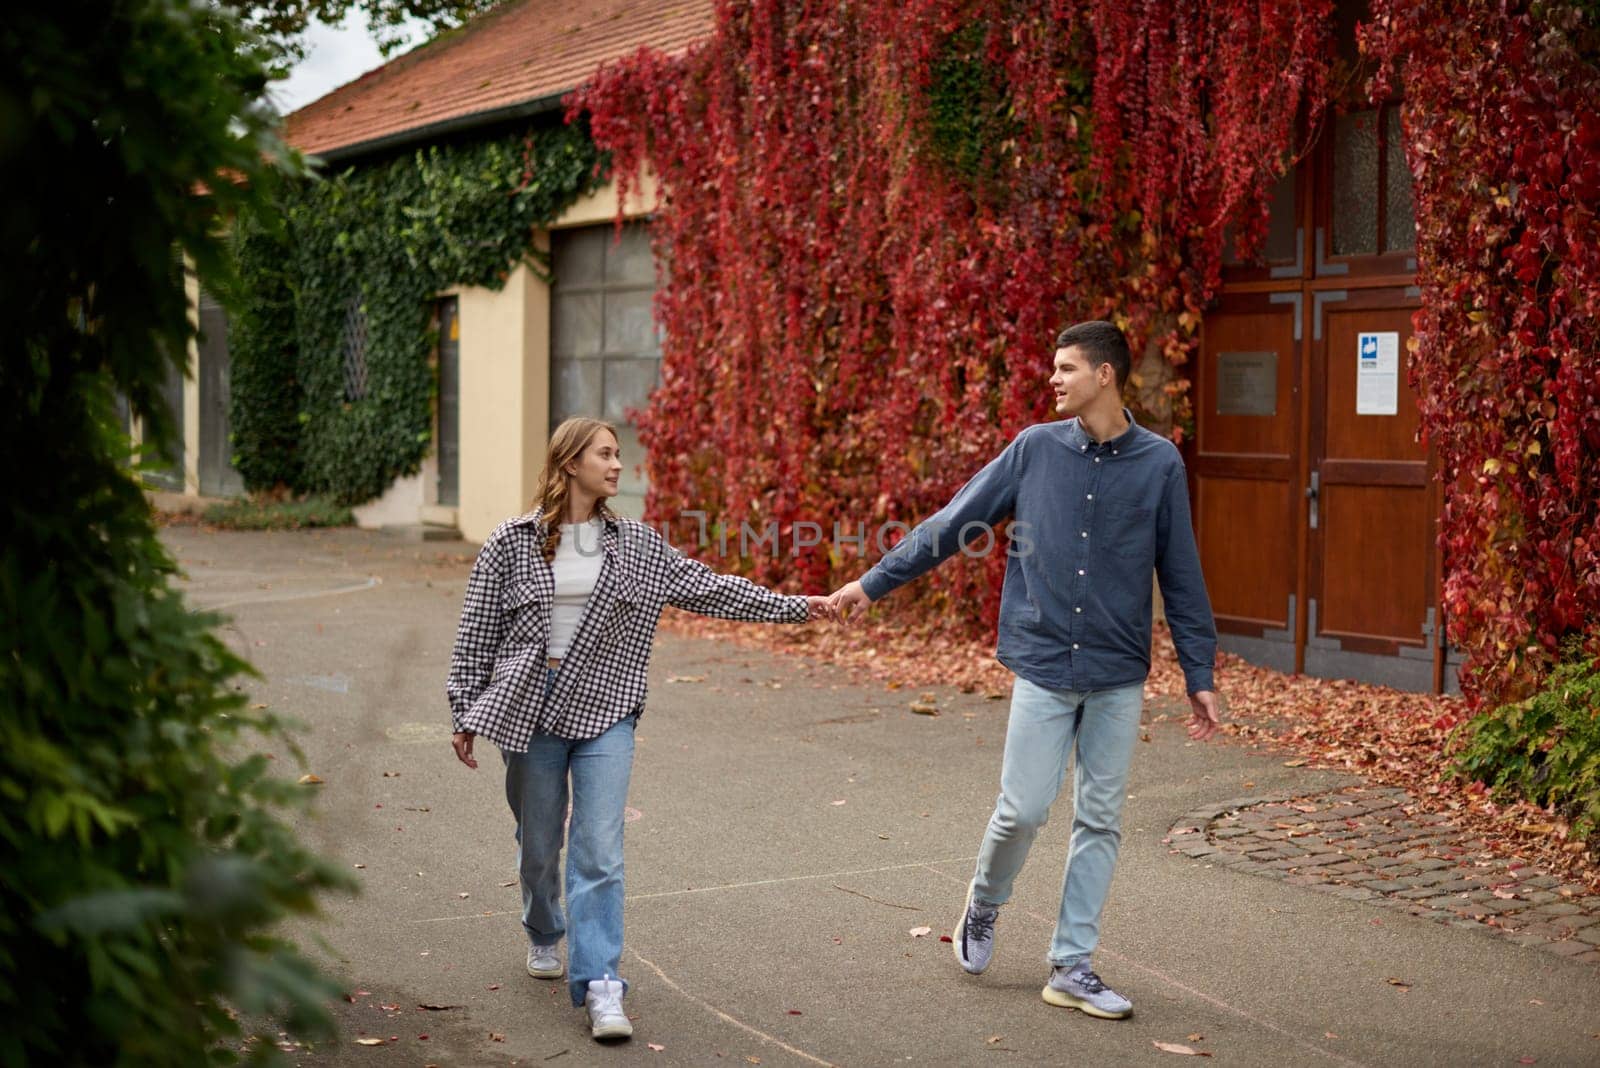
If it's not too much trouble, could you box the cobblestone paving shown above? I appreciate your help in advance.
[1169,784,1600,964]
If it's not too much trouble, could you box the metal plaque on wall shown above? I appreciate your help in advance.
[1216,351,1278,416]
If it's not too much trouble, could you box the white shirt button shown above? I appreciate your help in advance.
[1094,457,1101,463]
[1072,643,1080,650]
[1081,531,1088,538]
[1075,606,1082,613]
[1086,493,1093,500]
[1077,569,1086,576]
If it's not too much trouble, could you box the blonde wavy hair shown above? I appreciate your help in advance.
[532,416,619,563]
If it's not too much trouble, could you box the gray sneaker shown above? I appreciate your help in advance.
[1042,962,1133,1019]
[953,883,998,974]
[526,941,563,979]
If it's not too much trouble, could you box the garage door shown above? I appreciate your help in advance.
[550,222,661,518]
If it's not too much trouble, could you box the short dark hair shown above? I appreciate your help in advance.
[1055,320,1131,390]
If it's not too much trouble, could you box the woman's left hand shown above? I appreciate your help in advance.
[804,595,840,623]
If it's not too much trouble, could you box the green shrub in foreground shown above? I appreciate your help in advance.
[1453,643,1600,844]
[2,0,352,1061]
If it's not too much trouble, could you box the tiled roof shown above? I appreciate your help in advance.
[283,0,714,159]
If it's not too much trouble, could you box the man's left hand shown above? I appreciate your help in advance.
[1187,690,1220,741]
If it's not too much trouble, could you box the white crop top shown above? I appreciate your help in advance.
[546,518,605,659]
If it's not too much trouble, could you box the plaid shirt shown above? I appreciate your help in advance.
[447,508,809,748]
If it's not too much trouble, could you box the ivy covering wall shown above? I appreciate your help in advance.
[1365,0,1600,709]
[231,123,601,503]
[573,0,1332,638]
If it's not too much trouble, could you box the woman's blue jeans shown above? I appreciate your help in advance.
[971,676,1145,968]
[500,673,636,1006]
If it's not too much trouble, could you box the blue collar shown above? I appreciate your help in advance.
[1062,408,1140,450]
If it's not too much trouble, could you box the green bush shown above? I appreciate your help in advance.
[231,124,602,504]
[202,494,354,531]
[1453,643,1600,843]
[227,206,304,492]
[1,1,352,1062]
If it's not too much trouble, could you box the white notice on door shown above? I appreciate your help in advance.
[1356,331,1399,415]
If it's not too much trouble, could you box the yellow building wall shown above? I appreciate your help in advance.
[452,172,658,542]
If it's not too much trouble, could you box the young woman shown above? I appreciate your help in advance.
[445,416,835,1042]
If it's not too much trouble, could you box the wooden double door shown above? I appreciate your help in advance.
[1189,72,1458,693]
[1193,285,1449,692]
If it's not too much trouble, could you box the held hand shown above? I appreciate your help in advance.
[1186,690,1220,742]
[452,730,478,770]
[803,595,840,623]
[827,580,871,625]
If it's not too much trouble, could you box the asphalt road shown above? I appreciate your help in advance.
[165,526,1600,1067]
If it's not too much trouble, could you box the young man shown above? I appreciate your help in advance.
[830,320,1220,1019]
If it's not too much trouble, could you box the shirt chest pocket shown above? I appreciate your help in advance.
[502,580,550,647]
[600,587,643,645]
[1100,501,1156,565]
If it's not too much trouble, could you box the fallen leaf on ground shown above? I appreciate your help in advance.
[746,1058,762,1065]
[297,774,324,785]
[353,863,366,869]
[831,799,846,806]
[1283,759,1309,767]
[908,701,939,715]
[987,1035,1004,1045]
[1152,1041,1210,1056]
[787,1010,803,1015]
[382,771,400,777]
[647,1043,665,1052]
[418,1004,457,1011]
[457,892,470,899]
[355,1038,386,1046]
[486,984,500,991]
[501,880,517,887]
[939,935,953,943]
[1187,1034,1204,1042]
[666,675,706,683]
[1493,889,1519,899]
[1385,977,1412,992]
[1518,1057,1536,1065]
[489,1032,505,1042]
[1325,1032,1339,1039]
[908,926,932,937]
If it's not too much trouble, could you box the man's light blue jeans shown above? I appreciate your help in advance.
[500,672,636,1006]
[971,676,1144,968]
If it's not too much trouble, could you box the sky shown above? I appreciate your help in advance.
[267,13,428,116]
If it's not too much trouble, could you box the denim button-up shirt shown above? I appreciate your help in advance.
[859,414,1216,694]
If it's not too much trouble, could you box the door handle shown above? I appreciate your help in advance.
[1305,471,1320,530]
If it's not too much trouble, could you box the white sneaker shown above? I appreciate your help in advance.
[584,976,632,1041]
[526,941,563,979]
